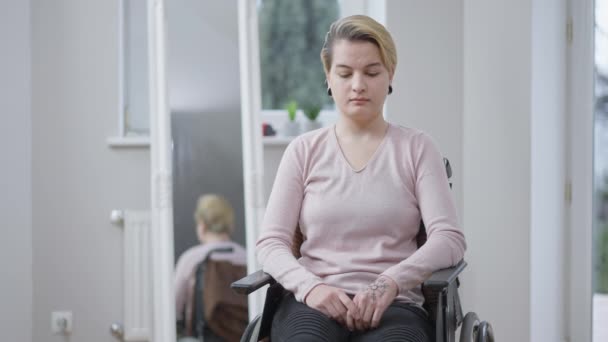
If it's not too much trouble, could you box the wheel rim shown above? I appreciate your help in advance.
[459,312,480,342]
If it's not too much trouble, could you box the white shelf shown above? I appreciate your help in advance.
[262,136,295,146]
[107,136,150,148]
[107,136,294,148]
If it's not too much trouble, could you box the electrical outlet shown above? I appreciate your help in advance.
[51,311,73,334]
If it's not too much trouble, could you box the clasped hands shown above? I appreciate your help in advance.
[304,275,398,331]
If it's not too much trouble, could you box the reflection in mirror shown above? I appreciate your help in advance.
[172,112,247,256]
[166,0,249,340]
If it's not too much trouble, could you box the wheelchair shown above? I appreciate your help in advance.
[177,247,249,342]
[231,159,494,342]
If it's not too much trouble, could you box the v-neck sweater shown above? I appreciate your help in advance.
[256,123,466,305]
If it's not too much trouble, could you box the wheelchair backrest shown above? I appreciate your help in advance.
[190,248,249,341]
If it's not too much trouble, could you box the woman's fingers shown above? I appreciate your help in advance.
[346,310,356,331]
[306,282,395,331]
[353,293,370,330]
[360,298,374,330]
[351,295,364,331]
[324,302,340,323]
[328,300,346,324]
[338,292,359,319]
[371,308,383,328]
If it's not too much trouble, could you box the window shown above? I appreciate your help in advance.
[257,0,339,111]
[108,0,150,146]
[120,0,150,136]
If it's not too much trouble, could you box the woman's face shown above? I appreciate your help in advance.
[326,39,393,123]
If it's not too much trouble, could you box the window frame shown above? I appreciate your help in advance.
[567,0,595,340]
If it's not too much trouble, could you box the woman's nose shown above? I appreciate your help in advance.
[351,74,366,93]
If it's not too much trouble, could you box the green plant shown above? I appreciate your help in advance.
[286,101,298,122]
[303,105,321,121]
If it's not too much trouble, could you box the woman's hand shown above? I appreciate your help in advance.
[305,284,360,330]
[352,276,399,331]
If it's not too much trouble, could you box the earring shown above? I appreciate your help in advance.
[327,88,332,96]
[388,85,393,95]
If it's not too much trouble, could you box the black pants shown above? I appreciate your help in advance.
[271,294,434,342]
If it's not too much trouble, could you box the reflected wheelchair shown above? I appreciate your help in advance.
[231,159,495,342]
[177,247,249,342]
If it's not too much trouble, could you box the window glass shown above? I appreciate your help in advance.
[257,0,339,111]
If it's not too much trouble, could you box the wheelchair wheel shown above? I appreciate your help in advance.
[459,312,480,342]
[477,321,495,342]
[240,315,262,342]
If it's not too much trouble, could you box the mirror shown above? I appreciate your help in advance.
[164,1,252,341]
[167,0,246,262]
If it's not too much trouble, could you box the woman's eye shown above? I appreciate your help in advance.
[338,74,351,78]
[367,72,380,77]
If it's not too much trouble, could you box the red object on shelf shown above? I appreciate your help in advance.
[262,122,277,136]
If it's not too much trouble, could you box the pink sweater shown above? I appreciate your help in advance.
[174,240,247,320]
[256,123,466,305]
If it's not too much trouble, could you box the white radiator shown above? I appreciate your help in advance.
[120,210,152,341]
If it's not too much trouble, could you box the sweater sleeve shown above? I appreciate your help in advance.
[381,133,466,294]
[173,252,190,320]
[255,138,324,302]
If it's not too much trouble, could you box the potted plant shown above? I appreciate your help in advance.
[302,104,322,132]
[282,100,300,136]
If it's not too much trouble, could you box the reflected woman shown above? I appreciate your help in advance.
[256,15,466,342]
[174,194,247,339]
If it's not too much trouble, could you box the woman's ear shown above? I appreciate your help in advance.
[325,69,332,86]
[196,222,206,241]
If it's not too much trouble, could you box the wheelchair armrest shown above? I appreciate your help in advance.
[423,260,467,290]
[231,269,276,295]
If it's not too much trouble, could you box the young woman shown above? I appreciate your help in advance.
[256,15,466,342]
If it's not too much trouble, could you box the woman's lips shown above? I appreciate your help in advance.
[349,98,370,104]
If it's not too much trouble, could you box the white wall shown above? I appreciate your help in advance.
[0,1,33,341]
[31,1,150,341]
[385,0,464,220]
[384,1,567,341]
[463,0,567,341]
[463,1,533,340]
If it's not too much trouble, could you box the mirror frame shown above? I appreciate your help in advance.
[237,0,267,320]
[147,0,176,341]
[148,0,266,340]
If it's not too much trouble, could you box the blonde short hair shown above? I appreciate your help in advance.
[320,15,397,75]
[194,194,235,235]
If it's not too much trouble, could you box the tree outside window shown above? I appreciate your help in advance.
[258,0,339,110]
[594,0,608,294]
